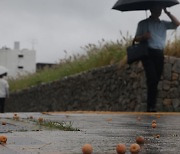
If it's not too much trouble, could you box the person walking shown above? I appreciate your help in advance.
[0,73,9,113]
[134,6,180,112]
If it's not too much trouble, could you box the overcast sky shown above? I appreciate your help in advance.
[0,0,179,63]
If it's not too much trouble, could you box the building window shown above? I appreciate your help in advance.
[18,54,24,58]
[18,66,24,69]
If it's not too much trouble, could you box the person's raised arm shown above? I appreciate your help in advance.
[164,8,180,26]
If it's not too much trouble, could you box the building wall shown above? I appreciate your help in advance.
[0,42,36,78]
[17,49,36,76]
[5,56,180,112]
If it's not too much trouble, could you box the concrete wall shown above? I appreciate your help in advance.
[5,56,180,112]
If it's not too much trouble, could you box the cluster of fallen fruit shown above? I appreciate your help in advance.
[0,113,80,146]
[0,113,44,145]
[82,118,158,154]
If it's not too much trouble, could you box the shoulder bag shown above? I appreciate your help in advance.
[127,41,148,64]
[127,19,149,64]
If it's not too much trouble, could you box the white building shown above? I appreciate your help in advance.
[0,41,36,78]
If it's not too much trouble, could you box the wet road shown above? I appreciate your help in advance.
[0,112,179,154]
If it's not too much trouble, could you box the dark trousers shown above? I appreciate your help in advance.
[141,48,164,109]
[0,98,5,113]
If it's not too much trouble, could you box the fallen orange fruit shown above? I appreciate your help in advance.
[136,136,145,144]
[38,117,43,123]
[156,115,161,118]
[116,143,126,154]
[29,116,33,119]
[130,143,140,154]
[2,121,6,125]
[13,115,19,120]
[82,144,93,154]
[0,135,7,144]
[152,120,156,124]
[152,123,157,128]
[155,134,160,138]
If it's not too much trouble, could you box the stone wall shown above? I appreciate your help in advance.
[5,56,180,112]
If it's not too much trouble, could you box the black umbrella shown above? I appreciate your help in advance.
[112,0,179,11]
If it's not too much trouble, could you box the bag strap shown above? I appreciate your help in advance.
[132,39,136,45]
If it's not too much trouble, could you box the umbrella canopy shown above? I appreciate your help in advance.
[112,0,179,11]
[0,66,8,76]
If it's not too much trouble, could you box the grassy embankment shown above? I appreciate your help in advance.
[9,33,180,92]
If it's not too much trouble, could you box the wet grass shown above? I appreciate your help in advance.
[38,121,80,131]
[10,114,80,131]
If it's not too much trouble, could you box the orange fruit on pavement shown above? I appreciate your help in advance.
[13,115,19,120]
[0,135,7,144]
[136,136,145,144]
[29,116,33,119]
[82,144,93,154]
[152,123,157,128]
[38,117,43,123]
[106,118,112,122]
[116,143,126,154]
[156,134,160,138]
[152,120,156,124]
[130,143,140,154]
[2,121,6,125]
[156,115,161,118]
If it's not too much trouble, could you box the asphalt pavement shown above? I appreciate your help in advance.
[0,111,180,154]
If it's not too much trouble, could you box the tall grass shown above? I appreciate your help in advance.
[8,33,180,92]
[9,32,132,92]
[165,34,180,57]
